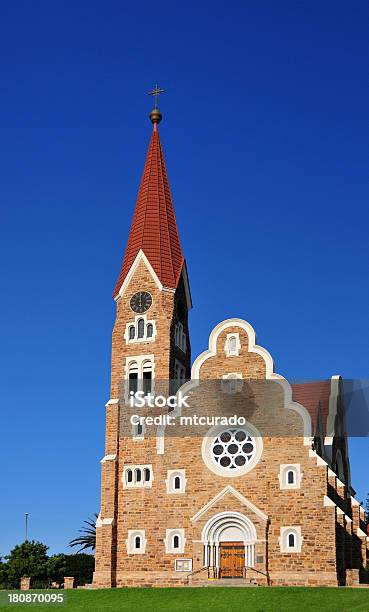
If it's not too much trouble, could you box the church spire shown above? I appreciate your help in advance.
[113,91,185,298]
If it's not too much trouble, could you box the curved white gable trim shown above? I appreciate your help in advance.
[191,318,274,379]
[156,318,313,453]
[115,249,163,300]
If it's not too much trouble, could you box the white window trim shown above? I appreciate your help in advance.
[165,469,187,494]
[221,373,243,394]
[124,314,157,344]
[132,420,145,440]
[202,422,263,478]
[224,333,241,357]
[279,526,303,553]
[278,464,303,490]
[164,529,185,554]
[126,529,147,555]
[122,464,153,489]
[174,322,187,353]
[125,354,155,401]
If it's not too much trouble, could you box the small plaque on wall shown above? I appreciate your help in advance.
[256,555,264,563]
[175,559,193,572]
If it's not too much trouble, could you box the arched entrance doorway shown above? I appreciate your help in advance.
[202,512,256,579]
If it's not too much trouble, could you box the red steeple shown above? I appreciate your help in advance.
[113,117,185,298]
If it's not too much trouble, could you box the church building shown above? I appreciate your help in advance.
[93,97,368,588]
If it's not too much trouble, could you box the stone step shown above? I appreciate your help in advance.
[190,579,258,587]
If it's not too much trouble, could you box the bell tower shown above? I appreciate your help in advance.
[93,91,192,587]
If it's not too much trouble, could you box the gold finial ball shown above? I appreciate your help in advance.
[150,107,162,124]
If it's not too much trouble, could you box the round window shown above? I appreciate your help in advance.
[202,423,262,477]
[211,428,256,471]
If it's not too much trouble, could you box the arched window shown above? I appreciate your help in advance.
[134,535,142,550]
[229,336,236,353]
[126,469,133,484]
[147,323,153,338]
[129,325,135,340]
[172,534,180,549]
[144,468,151,482]
[128,362,138,394]
[136,423,143,437]
[287,470,295,485]
[135,468,142,483]
[174,475,181,490]
[137,318,145,339]
[142,361,152,394]
[288,532,296,548]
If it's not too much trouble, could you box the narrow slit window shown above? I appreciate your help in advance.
[287,470,295,485]
[128,363,138,394]
[288,533,295,548]
[147,323,153,338]
[137,318,145,339]
[144,468,150,482]
[135,535,141,550]
[135,468,142,483]
[126,469,133,484]
[143,363,152,394]
[129,326,135,340]
[174,475,181,490]
[173,535,180,549]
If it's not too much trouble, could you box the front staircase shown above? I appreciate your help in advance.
[190,578,257,587]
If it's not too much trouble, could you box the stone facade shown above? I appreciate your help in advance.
[93,120,368,589]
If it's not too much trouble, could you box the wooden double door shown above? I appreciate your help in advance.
[219,542,245,578]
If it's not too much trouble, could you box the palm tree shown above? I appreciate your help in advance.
[69,514,98,553]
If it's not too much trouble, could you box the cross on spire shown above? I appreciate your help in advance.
[148,82,165,109]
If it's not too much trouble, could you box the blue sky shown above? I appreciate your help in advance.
[0,1,368,556]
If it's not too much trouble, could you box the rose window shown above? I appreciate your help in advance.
[211,429,256,471]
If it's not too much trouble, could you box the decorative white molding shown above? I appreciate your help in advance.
[122,464,153,489]
[124,314,157,345]
[126,530,147,554]
[323,495,336,507]
[191,319,312,441]
[279,526,303,553]
[105,398,119,407]
[101,454,117,463]
[351,497,360,507]
[357,528,367,538]
[316,456,328,467]
[165,469,187,494]
[164,529,186,554]
[278,464,303,490]
[102,518,114,525]
[328,467,336,478]
[191,485,268,523]
[336,507,344,515]
[336,478,345,488]
[156,318,313,454]
[115,250,163,299]
[201,421,263,478]
[224,332,241,357]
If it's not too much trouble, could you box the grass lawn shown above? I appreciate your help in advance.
[0,587,368,612]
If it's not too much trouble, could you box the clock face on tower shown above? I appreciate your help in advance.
[130,291,152,314]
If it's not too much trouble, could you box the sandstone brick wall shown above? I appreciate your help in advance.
[93,273,368,588]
